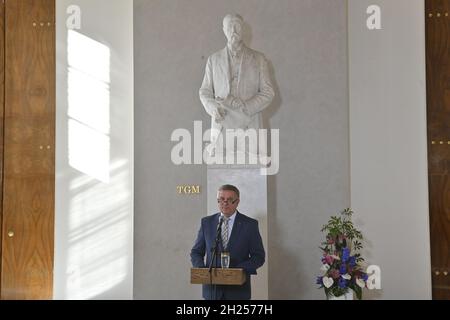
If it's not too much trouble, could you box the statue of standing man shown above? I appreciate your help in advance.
[199,14,275,160]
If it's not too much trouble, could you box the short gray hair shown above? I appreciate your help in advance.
[223,14,244,28]
[218,184,240,198]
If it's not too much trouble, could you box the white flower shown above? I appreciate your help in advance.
[356,278,366,288]
[320,264,330,272]
[342,274,351,280]
[322,276,334,288]
[331,255,340,260]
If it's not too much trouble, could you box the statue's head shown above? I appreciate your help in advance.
[223,14,244,46]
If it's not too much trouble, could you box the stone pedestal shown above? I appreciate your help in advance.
[207,166,268,300]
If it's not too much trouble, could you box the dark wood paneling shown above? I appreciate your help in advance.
[0,0,5,294]
[428,176,450,299]
[1,0,55,300]
[1,178,54,299]
[426,0,450,300]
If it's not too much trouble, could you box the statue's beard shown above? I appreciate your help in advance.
[229,36,242,50]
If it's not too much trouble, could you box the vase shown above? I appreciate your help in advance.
[327,290,353,300]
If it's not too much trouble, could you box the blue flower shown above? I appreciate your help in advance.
[362,273,369,281]
[316,276,323,285]
[338,278,347,289]
[339,264,346,274]
[349,256,356,267]
[342,247,350,263]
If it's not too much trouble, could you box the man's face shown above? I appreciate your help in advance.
[217,190,240,217]
[223,19,243,45]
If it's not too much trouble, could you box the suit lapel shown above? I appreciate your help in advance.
[211,213,221,240]
[218,47,231,96]
[237,46,247,93]
[238,46,254,92]
[227,212,243,253]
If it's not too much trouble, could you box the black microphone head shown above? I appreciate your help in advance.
[217,215,223,230]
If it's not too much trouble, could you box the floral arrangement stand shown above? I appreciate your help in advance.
[316,208,368,300]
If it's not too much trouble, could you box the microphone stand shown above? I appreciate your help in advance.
[209,216,223,300]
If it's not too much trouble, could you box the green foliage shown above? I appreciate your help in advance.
[317,208,368,300]
[320,208,363,255]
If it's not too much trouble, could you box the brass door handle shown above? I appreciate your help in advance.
[7,230,14,238]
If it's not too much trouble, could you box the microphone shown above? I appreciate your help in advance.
[216,216,224,232]
[209,215,224,273]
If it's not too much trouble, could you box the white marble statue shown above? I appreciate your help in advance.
[199,14,275,159]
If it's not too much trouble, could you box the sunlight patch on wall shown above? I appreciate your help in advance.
[67,30,111,182]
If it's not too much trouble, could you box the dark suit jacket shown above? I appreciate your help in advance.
[190,212,265,300]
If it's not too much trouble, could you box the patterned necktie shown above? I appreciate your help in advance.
[221,217,230,250]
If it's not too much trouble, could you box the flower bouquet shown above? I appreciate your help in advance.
[316,208,368,300]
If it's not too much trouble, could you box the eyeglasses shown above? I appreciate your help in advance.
[217,198,239,204]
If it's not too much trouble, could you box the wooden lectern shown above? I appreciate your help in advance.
[191,268,246,285]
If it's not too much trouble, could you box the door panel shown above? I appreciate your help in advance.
[426,0,450,300]
[0,0,4,293]
[1,0,55,300]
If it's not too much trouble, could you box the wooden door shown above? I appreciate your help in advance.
[1,0,55,300]
[0,0,4,293]
[426,0,450,300]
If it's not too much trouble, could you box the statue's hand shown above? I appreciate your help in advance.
[231,97,245,110]
[218,95,238,109]
[213,107,227,123]
[240,102,250,116]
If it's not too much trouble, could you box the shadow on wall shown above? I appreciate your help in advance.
[264,43,285,300]
[267,174,310,299]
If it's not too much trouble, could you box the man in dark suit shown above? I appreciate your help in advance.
[190,184,265,300]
